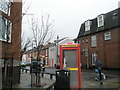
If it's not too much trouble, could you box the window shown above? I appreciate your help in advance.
[50,48,52,51]
[0,15,12,43]
[76,41,80,44]
[52,48,54,52]
[32,52,34,57]
[91,35,97,47]
[86,39,88,43]
[50,47,55,52]
[97,15,104,27]
[0,0,12,15]
[113,11,117,16]
[92,52,97,65]
[85,20,91,31]
[113,11,118,19]
[104,32,111,40]
[82,40,84,44]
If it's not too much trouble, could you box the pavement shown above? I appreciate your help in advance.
[12,67,120,89]
[13,67,56,89]
[81,69,120,89]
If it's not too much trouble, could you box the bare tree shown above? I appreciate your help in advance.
[20,32,31,61]
[31,14,54,60]
[30,14,54,86]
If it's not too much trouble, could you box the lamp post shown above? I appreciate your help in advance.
[56,35,59,67]
[22,13,35,86]
[22,13,34,16]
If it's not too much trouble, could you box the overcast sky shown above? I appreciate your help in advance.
[22,0,119,41]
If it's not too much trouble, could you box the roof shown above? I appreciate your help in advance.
[77,8,120,38]
[43,37,71,49]
[59,38,74,45]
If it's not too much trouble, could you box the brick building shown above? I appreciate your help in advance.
[22,47,47,65]
[76,8,120,69]
[0,0,22,88]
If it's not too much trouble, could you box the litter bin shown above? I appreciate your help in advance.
[55,69,70,89]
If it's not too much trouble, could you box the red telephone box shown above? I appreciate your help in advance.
[60,43,82,88]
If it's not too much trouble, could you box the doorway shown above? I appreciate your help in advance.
[92,52,97,65]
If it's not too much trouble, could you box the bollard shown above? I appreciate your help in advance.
[42,73,44,77]
[99,68,103,85]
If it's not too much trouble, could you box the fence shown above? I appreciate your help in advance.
[2,52,15,89]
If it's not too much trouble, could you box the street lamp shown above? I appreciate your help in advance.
[22,13,34,16]
[56,35,59,67]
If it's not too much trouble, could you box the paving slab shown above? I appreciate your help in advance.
[13,71,55,89]
[12,68,120,89]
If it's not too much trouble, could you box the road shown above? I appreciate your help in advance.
[45,67,120,88]
[13,66,120,89]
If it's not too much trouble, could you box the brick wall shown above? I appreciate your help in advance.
[0,1,22,88]
[1,2,22,61]
[79,28,120,69]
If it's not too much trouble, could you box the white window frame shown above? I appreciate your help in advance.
[0,16,12,43]
[104,32,111,40]
[76,41,80,44]
[85,20,91,32]
[91,35,97,47]
[97,15,104,27]
[0,0,12,15]
[86,39,88,43]
[82,40,84,44]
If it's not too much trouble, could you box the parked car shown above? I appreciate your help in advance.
[21,62,26,67]
[56,63,60,69]
[21,62,31,67]
[24,62,32,66]
[30,61,45,72]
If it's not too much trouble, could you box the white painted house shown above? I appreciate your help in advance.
[48,37,74,67]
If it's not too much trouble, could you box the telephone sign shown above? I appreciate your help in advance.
[60,43,82,88]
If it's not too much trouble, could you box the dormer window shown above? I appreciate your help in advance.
[97,15,104,27]
[85,20,91,32]
[113,10,118,19]
[113,11,117,16]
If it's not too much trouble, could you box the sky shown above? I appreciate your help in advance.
[22,0,119,41]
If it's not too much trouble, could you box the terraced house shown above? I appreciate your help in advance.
[0,0,22,88]
[76,8,120,69]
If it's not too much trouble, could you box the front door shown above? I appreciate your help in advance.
[92,52,97,65]
[63,49,78,88]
